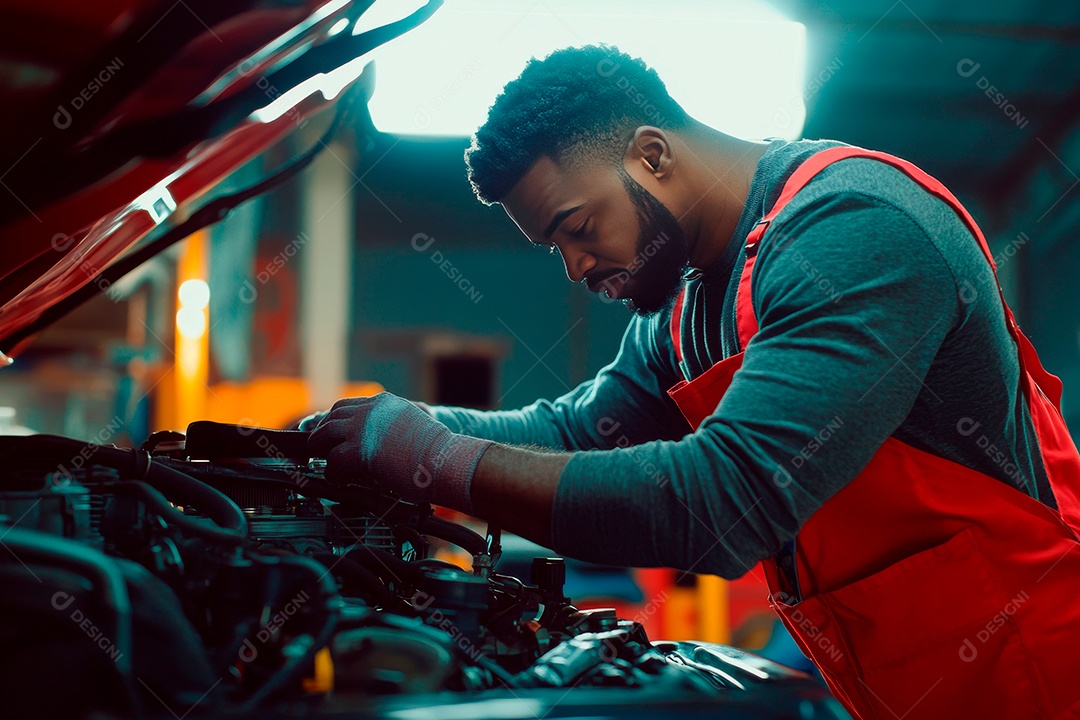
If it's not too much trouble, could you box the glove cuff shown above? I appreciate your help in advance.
[432,434,493,514]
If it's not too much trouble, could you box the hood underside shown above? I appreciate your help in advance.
[0,0,440,358]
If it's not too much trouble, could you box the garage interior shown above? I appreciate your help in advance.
[0,1,1078,717]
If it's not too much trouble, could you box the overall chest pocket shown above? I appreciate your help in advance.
[667,352,744,430]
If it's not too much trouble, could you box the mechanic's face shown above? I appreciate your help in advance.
[503,155,689,316]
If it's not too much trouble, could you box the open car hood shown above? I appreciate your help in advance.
[0,0,440,360]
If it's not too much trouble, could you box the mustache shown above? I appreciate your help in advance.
[586,269,628,292]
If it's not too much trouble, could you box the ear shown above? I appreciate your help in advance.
[623,126,675,179]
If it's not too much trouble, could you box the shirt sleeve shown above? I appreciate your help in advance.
[551,192,961,577]
[430,311,689,451]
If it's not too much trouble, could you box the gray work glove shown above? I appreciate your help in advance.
[307,393,490,512]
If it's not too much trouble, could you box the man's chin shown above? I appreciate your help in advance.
[624,281,682,318]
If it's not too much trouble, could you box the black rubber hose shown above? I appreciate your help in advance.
[0,435,247,543]
[0,434,114,465]
[238,553,341,710]
[418,516,487,555]
[345,545,421,588]
[310,552,394,608]
[2,527,142,715]
[108,481,246,548]
[142,459,248,541]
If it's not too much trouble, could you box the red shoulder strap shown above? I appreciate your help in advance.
[734,146,1060,407]
[734,146,1080,530]
[734,147,897,348]
[670,285,686,365]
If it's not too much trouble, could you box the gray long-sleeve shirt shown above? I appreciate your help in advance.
[433,139,1052,578]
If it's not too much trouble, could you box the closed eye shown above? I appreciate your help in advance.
[567,219,590,238]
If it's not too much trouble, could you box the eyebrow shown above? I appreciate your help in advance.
[543,204,584,240]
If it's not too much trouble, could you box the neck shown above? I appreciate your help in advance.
[675,124,770,270]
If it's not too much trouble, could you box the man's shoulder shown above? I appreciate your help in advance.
[750,145,976,331]
[774,144,968,239]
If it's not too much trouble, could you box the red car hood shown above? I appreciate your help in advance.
[0,0,439,359]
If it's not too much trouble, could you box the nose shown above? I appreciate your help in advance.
[560,246,597,284]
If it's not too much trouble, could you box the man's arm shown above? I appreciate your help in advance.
[459,194,964,576]
[470,445,569,546]
[301,312,685,449]
[311,194,962,577]
[423,312,688,451]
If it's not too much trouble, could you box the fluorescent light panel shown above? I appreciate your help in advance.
[356,0,807,139]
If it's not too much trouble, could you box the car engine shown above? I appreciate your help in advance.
[0,423,844,719]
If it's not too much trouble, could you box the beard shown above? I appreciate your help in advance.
[604,168,690,317]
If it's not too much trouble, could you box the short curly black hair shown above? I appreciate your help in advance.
[465,45,692,205]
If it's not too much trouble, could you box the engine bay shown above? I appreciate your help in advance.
[0,422,843,719]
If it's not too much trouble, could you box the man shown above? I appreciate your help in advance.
[310,46,1080,717]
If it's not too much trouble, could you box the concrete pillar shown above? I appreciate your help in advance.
[300,139,355,410]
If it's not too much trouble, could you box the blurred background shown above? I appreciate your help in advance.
[1,0,1077,660]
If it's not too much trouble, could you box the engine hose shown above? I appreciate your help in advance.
[310,552,394,608]
[108,481,246,548]
[418,515,487,555]
[142,460,248,540]
[1,526,142,716]
[0,435,247,543]
[238,553,341,710]
[345,544,422,588]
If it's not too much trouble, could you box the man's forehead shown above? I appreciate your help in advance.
[503,155,607,239]
[503,156,566,229]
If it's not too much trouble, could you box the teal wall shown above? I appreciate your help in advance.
[1001,129,1080,430]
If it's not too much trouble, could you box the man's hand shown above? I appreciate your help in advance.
[293,410,328,432]
[307,393,491,512]
[294,399,433,432]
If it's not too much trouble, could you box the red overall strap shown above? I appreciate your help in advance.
[734,147,1041,389]
[735,222,769,351]
[734,145,1080,530]
[669,285,686,366]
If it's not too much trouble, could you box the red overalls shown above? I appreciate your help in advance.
[666,147,1080,719]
